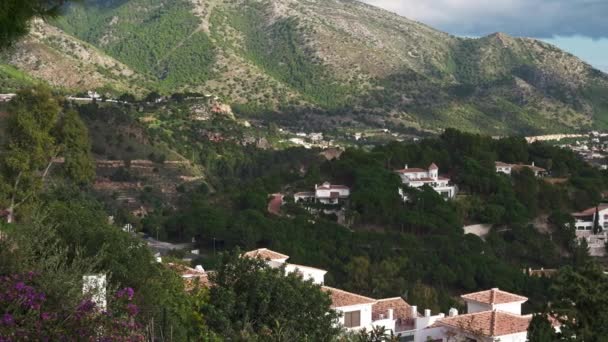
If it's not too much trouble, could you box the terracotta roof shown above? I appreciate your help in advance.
[166,263,212,290]
[372,297,418,321]
[436,310,532,337]
[294,191,315,197]
[572,204,608,217]
[495,161,512,167]
[526,268,558,278]
[242,248,289,261]
[428,163,439,170]
[461,288,528,305]
[511,164,546,173]
[322,286,376,308]
[395,168,427,174]
[267,194,283,216]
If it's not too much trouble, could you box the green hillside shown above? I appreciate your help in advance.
[4,0,608,134]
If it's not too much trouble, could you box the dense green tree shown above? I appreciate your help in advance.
[203,252,341,341]
[55,109,95,185]
[550,263,608,340]
[1,86,61,222]
[527,313,557,342]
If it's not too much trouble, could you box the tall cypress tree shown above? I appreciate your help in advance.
[593,206,602,235]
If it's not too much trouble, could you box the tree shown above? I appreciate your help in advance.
[203,252,341,340]
[55,109,95,185]
[550,263,608,340]
[1,86,62,222]
[527,313,556,342]
[593,206,602,235]
[0,0,75,48]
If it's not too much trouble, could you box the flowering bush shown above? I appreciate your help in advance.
[0,273,145,341]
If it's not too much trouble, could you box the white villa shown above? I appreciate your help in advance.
[572,204,608,256]
[294,182,350,205]
[395,163,457,200]
[239,248,558,341]
[495,161,548,177]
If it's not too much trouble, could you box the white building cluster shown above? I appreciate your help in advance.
[572,204,608,256]
[294,182,350,205]
[395,163,457,200]
[235,248,559,341]
[495,161,548,177]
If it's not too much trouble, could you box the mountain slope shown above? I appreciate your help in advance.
[6,0,608,134]
[0,19,151,92]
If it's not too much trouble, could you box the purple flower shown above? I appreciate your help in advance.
[116,287,135,301]
[77,299,96,312]
[126,303,139,316]
[41,312,52,321]
[1,313,14,326]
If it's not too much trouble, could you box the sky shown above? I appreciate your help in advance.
[360,0,608,72]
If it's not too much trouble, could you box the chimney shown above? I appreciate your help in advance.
[388,309,394,320]
[404,164,408,169]
[449,308,458,317]
[195,265,205,272]
[532,161,535,167]
[424,309,431,317]
[411,305,418,317]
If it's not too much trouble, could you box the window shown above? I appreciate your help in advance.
[398,335,414,342]
[344,311,361,328]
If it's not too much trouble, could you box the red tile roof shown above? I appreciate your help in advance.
[436,310,532,337]
[572,204,608,217]
[372,297,418,321]
[242,248,289,261]
[322,286,376,308]
[267,194,283,216]
[429,163,438,170]
[495,161,512,167]
[461,288,528,305]
[511,164,546,173]
[167,263,212,290]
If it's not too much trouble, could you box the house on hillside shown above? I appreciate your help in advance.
[171,247,559,341]
[495,161,548,177]
[571,204,608,256]
[395,163,457,200]
[294,182,350,205]
[242,248,433,339]
[420,288,559,342]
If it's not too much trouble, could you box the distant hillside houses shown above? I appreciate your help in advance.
[395,163,457,200]
[294,182,350,205]
[572,204,608,256]
[495,161,548,177]
[174,248,560,341]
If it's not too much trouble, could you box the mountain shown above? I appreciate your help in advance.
[4,0,608,134]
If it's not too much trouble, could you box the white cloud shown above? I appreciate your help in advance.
[359,0,608,39]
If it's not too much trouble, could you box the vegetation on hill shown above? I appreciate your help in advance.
[0,0,598,134]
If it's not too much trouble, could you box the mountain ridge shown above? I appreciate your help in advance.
[2,0,608,134]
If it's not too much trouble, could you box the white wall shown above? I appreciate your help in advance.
[284,264,326,284]
[335,303,374,331]
[494,302,524,315]
[466,301,491,314]
[315,188,350,198]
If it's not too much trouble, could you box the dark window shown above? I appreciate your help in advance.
[398,335,414,342]
[344,311,361,328]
